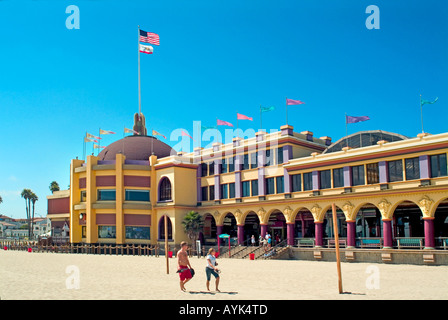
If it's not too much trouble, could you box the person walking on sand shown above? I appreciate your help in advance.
[177,241,193,291]
[205,248,220,292]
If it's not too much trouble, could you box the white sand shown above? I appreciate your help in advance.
[1,250,447,300]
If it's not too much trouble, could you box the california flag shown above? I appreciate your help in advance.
[139,44,153,54]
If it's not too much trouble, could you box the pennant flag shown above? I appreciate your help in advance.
[237,113,253,121]
[139,44,153,54]
[93,145,106,149]
[84,137,98,143]
[181,130,194,140]
[139,30,160,46]
[421,97,438,106]
[286,98,305,105]
[100,129,116,135]
[217,119,234,127]
[86,133,101,140]
[152,129,166,139]
[260,106,275,113]
[125,127,139,135]
[346,115,370,124]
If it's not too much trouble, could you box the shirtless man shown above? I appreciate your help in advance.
[176,241,193,291]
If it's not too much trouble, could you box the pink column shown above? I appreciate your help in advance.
[216,225,223,246]
[382,220,393,248]
[260,224,268,239]
[287,223,295,246]
[347,221,356,248]
[237,225,244,245]
[424,218,435,249]
[315,222,324,247]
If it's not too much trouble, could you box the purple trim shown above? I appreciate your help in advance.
[234,154,243,171]
[315,222,323,247]
[237,225,244,244]
[419,155,430,179]
[343,166,352,187]
[214,175,221,200]
[197,177,202,202]
[379,161,388,183]
[258,148,266,167]
[124,214,151,226]
[260,225,268,238]
[258,167,266,196]
[382,220,393,248]
[347,221,356,247]
[96,214,116,225]
[97,160,116,165]
[235,171,242,198]
[287,223,294,245]
[312,171,320,190]
[283,169,291,193]
[283,145,292,162]
[124,175,150,188]
[124,160,150,165]
[424,219,435,249]
[281,126,293,136]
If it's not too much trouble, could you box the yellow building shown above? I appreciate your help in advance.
[47,113,448,259]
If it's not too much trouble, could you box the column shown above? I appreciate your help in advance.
[379,161,388,184]
[419,155,430,179]
[287,223,295,246]
[424,218,435,249]
[382,219,393,249]
[283,145,293,194]
[216,225,223,246]
[237,225,244,245]
[314,222,324,247]
[346,221,356,248]
[260,224,268,239]
[343,166,351,188]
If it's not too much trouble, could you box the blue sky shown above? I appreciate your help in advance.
[0,0,447,219]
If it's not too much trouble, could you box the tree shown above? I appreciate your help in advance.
[29,192,38,239]
[181,211,203,251]
[49,181,60,193]
[21,189,33,239]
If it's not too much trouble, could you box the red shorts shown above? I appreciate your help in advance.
[179,266,192,281]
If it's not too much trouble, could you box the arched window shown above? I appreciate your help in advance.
[159,177,172,201]
[158,215,173,240]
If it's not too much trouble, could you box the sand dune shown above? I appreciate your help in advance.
[1,250,447,300]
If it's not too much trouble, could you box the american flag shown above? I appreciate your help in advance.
[139,29,160,46]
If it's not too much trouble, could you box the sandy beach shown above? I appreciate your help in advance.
[1,250,447,300]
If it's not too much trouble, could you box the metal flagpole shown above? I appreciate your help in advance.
[138,25,142,116]
[345,113,348,148]
[420,94,424,133]
[260,105,262,130]
[285,97,288,125]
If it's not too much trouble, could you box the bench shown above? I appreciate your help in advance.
[327,239,346,248]
[397,238,423,249]
[360,238,383,249]
[296,239,315,247]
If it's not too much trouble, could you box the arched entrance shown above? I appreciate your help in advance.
[393,201,423,238]
[200,213,217,246]
[243,211,260,245]
[158,215,172,241]
[434,198,448,248]
[323,206,346,247]
[356,203,382,238]
[222,213,238,240]
[294,208,315,238]
[267,210,286,245]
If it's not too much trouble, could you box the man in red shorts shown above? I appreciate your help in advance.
[176,241,193,291]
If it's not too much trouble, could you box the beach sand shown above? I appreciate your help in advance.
[1,250,447,300]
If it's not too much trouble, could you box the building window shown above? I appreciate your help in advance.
[201,186,208,201]
[126,226,150,240]
[201,163,208,177]
[229,183,235,198]
[97,189,116,201]
[333,168,344,188]
[430,153,447,178]
[80,190,86,202]
[250,152,258,169]
[388,160,403,182]
[209,185,215,201]
[266,177,275,195]
[243,154,250,170]
[242,181,250,197]
[158,216,172,240]
[303,172,313,191]
[276,176,284,193]
[228,157,235,173]
[366,163,379,184]
[405,157,420,180]
[319,170,331,189]
[98,226,116,238]
[251,180,258,196]
[208,161,215,175]
[125,190,150,202]
[277,147,284,165]
[221,158,228,174]
[221,184,228,199]
[351,165,365,186]
[159,177,172,201]
[291,174,302,192]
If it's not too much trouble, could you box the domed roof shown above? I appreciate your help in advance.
[98,135,174,161]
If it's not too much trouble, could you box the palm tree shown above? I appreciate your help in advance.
[21,189,32,239]
[49,181,60,193]
[29,192,38,239]
[181,211,203,251]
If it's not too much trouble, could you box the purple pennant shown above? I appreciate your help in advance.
[346,115,370,124]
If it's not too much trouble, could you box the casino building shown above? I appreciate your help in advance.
[47,112,448,260]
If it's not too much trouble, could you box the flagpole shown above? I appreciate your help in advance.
[420,94,424,133]
[260,105,262,131]
[345,113,348,148]
[98,128,101,156]
[138,25,142,115]
[285,97,288,125]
